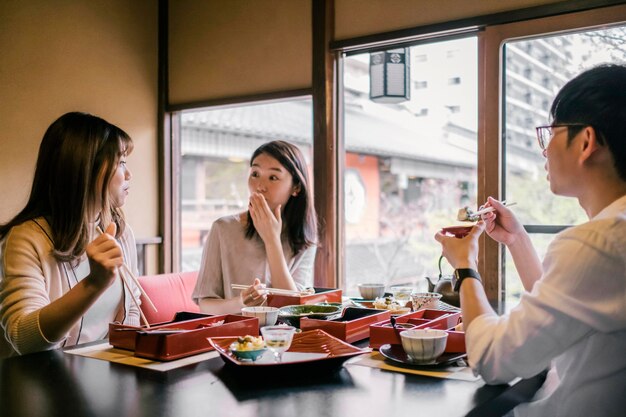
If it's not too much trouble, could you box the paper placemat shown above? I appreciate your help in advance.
[347,351,480,382]
[64,342,220,372]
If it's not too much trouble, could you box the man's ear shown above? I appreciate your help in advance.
[578,126,602,164]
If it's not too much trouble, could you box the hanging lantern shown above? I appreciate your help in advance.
[369,48,410,103]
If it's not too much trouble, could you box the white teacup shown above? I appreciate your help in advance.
[358,283,386,300]
[400,329,448,363]
[241,306,279,326]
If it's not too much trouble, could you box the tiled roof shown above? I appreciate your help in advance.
[181,99,477,169]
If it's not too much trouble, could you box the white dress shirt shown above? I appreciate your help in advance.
[466,195,626,417]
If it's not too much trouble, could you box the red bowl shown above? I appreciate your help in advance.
[440,225,473,238]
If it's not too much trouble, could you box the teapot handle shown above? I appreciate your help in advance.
[438,254,445,279]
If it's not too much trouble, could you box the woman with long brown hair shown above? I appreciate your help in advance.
[0,112,140,357]
[192,140,318,314]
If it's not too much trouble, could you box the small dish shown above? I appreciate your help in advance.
[410,292,442,311]
[278,304,342,327]
[379,343,466,367]
[440,225,473,238]
[229,335,267,361]
[230,347,267,362]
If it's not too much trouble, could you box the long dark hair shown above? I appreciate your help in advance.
[0,112,133,263]
[245,141,317,254]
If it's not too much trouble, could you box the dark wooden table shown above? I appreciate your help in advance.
[0,344,533,417]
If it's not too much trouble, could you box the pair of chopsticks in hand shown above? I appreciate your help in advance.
[457,201,517,221]
[230,284,305,296]
[96,226,157,328]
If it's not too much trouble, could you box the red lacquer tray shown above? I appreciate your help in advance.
[369,309,462,350]
[208,329,369,373]
[109,312,259,361]
[267,287,342,308]
[299,307,391,343]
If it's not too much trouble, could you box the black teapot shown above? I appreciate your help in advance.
[425,256,460,307]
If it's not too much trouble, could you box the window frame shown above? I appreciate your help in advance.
[331,2,626,310]
[482,3,626,310]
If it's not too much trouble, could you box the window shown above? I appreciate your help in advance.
[177,99,313,271]
[340,37,478,297]
[502,24,626,311]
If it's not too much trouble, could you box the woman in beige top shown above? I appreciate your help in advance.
[0,112,140,357]
[193,141,318,314]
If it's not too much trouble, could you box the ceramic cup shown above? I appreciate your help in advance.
[410,292,442,311]
[241,306,279,326]
[400,329,448,363]
[358,283,386,300]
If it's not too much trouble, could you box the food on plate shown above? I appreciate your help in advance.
[373,296,403,311]
[301,287,316,295]
[230,335,265,352]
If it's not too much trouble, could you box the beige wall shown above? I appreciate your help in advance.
[335,0,567,40]
[169,0,312,106]
[0,0,159,272]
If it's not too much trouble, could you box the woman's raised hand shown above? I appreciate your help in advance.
[248,192,282,244]
[86,222,123,289]
[481,197,524,246]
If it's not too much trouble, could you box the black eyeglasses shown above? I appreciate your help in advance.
[535,123,588,151]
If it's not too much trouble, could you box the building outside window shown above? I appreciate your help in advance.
[502,24,626,311]
[341,37,478,296]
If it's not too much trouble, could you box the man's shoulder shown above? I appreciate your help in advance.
[557,215,626,254]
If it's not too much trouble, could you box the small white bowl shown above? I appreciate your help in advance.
[358,283,386,300]
[400,329,448,363]
[241,306,279,326]
[410,292,442,311]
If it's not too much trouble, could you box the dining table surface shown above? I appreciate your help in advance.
[0,335,545,417]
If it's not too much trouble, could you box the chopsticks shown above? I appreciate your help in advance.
[472,201,517,217]
[96,226,157,329]
[231,284,305,296]
[457,201,517,221]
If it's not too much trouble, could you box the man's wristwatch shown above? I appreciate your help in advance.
[452,268,482,292]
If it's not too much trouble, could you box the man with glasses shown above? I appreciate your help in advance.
[435,64,626,417]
